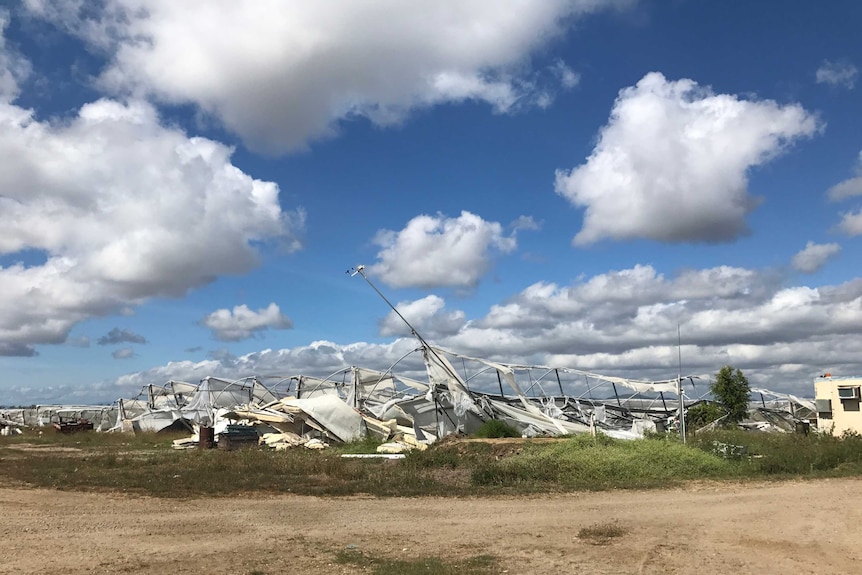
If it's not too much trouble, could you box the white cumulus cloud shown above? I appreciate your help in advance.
[369,211,517,289]
[827,152,862,235]
[0,96,303,356]
[201,303,293,342]
[827,151,862,202]
[24,0,632,153]
[99,265,862,402]
[554,72,821,245]
[379,295,467,338]
[792,241,841,273]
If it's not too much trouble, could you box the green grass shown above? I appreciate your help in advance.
[470,433,745,490]
[2,427,862,498]
[473,420,520,438]
[334,435,387,454]
[689,428,862,476]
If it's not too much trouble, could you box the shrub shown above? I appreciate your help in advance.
[473,420,520,439]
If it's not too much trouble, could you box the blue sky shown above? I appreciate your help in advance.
[1,0,861,405]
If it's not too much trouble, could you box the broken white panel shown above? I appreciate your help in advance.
[295,375,343,399]
[630,419,657,436]
[488,399,591,436]
[360,414,398,440]
[341,453,406,460]
[129,407,185,432]
[281,395,364,442]
[423,347,476,417]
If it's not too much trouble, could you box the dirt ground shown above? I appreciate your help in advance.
[1,478,860,575]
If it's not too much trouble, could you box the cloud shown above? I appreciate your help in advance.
[0,95,302,356]
[511,215,542,232]
[0,342,38,357]
[828,177,862,202]
[442,266,862,391]
[105,265,862,400]
[555,72,821,245]
[816,60,858,89]
[201,303,293,342]
[836,210,862,236]
[379,295,466,338]
[827,152,862,235]
[24,0,632,153]
[552,59,580,89]
[207,348,238,366]
[792,241,841,273]
[110,338,422,400]
[112,347,134,359]
[369,211,517,289]
[827,151,862,202]
[0,10,31,103]
[97,327,147,345]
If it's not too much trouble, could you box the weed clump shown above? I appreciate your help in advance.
[577,521,628,545]
[335,547,498,574]
[473,420,520,439]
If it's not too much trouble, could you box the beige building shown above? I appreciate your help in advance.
[814,375,862,435]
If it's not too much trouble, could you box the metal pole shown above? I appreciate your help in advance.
[611,382,622,407]
[554,369,565,396]
[678,324,686,443]
[350,266,464,388]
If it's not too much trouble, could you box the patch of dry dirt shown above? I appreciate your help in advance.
[1,478,860,574]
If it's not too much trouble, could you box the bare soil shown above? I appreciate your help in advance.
[1,478,860,575]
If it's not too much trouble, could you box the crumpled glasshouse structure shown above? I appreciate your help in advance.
[0,270,815,447]
[1,343,815,450]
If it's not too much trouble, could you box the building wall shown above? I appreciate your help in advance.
[814,376,862,435]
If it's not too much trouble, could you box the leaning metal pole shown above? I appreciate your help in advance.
[347,265,466,391]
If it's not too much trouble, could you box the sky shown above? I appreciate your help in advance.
[1,0,861,405]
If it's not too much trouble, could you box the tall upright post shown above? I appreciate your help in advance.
[678,324,686,443]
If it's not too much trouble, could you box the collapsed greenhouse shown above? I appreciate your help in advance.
[0,268,815,447]
[0,343,816,452]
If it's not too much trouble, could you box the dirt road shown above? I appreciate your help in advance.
[1,478,860,574]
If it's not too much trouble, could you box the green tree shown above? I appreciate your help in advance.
[710,365,751,424]
[685,401,725,431]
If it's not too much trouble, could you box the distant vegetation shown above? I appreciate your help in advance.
[2,427,862,498]
[711,365,752,424]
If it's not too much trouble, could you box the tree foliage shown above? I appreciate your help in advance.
[710,365,751,424]
[685,402,726,430]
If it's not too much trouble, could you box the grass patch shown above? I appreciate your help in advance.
[473,420,520,438]
[2,427,862,498]
[335,548,498,575]
[470,433,745,490]
[689,429,862,476]
[335,435,386,454]
[577,521,628,545]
